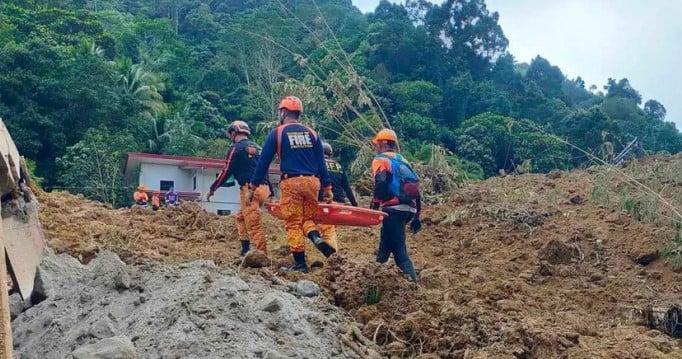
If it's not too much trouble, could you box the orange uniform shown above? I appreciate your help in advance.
[210,135,271,254]
[235,184,270,252]
[279,176,321,253]
[133,190,148,203]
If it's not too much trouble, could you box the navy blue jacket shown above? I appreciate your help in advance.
[210,139,261,190]
[251,123,331,188]
[317,158,358,206]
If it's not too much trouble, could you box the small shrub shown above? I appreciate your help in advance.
[589,174,611,206]
[620,193,659,222]
[662,223,682,270]
[364,282,382,305]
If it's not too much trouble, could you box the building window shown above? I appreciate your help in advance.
[160,180,174,191]
[217,209,231,216]
[193,176,197,191]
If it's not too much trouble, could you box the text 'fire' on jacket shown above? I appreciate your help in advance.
[317,158,358,206]
[251,123,331,187]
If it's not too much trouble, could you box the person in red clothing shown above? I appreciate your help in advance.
[208,120,271,256]
[250,96,333,273]
[371,129,422,282]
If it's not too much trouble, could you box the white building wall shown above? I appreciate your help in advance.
[193,167,240,215]
[138,163,240,215]
[139,163,193,192]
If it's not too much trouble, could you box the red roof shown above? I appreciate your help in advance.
[124,152,281,180]
[126,152,226,169]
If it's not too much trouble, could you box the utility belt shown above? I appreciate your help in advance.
[242,180,272,189]
[281,173,317,180]
[378,197,417,213]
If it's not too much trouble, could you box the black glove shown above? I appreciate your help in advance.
[370,201,380,210]
[410,216,422,234]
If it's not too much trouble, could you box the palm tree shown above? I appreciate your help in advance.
[118,60,167,119]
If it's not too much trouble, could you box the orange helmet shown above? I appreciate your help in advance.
[278,96,303,112]
[227,120,251,136]
[372,129,398,145]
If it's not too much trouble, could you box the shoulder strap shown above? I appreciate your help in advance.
[275,123,318,157]
[275,123,293,158]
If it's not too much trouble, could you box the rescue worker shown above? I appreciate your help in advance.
[250,96,333,273]
[165,187,179,206]
[133,185,149,208]
[151,192,161,211]
[208,120,271,256]
[316,141,358,252]
[370,129,422,282]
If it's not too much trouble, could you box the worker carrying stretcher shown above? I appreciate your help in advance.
[316,141,358,253]
[208,120,271,256]
[250,96,333,273]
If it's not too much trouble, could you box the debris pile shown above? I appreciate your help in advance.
[12,250,379,358]
[37,191,285,265]
[26,155,682,357]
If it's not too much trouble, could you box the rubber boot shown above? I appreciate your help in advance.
[397,259,418,283]
[239,240,250,256]
[307,230,336,258]
[281,252,309,273]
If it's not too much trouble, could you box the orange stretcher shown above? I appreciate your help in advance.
[265,202,386,226]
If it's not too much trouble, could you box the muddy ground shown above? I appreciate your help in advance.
[32,155,682,358]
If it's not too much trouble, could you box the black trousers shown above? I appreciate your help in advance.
[376,209,417,281]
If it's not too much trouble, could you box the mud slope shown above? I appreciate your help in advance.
[36,155,682,358]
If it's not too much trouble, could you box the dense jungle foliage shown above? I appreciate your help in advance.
[0,0,680,204]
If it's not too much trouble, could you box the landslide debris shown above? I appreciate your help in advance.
[12,250,378,359]
[32,155,682,358]
[37,191,285,265]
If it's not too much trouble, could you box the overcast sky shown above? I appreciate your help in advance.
[353,0,682,129]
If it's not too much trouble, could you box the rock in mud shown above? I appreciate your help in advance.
[9,292,25,320]
[569,195,585,205]
[242,250,269,268]
[258,293,282,312]
[537,239,582,264]
[89,251,131,290]
[89,317,117,339]
[33,252,85,300]
[72,336,137,359]
[419,267,449,289]
[537,261,554,277]
[547,170,562,179]
[468,267,486,283]
[630,250,660,266]
[264,350,289,359]
[296,280,320,297]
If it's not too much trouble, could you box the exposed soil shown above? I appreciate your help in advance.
[35,155,682,358]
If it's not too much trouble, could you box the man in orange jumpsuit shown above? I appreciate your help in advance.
[133,185,149,208]
[208,120,271,256]
[250,96,333,273]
